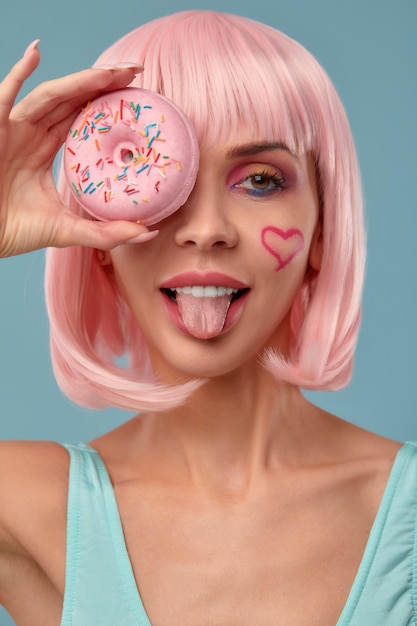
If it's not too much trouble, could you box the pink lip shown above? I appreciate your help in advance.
[159,271,249,289]
[159,272,250,339]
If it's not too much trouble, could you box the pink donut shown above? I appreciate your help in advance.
[64,88,199,225]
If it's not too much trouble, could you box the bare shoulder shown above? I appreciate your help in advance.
[311,403,402,459]
[0,440,69,554]
[297,403,404,505]
[314,410,404,507]
[0,441,69,623]
[335,416,402,463]
[345,425,403,495]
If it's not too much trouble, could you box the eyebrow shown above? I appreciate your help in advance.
[226,142,296,159]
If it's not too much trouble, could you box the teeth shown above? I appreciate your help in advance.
[170,286,238,297]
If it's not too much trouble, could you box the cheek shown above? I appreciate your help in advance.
[260,225,305,272]
[109,247,146,307]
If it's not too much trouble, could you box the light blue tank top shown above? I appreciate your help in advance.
[60,441,417,625]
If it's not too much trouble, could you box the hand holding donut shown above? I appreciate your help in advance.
[0,42,153,258]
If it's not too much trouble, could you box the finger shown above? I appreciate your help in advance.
[0,47,41,121]
[12,66,141,125]
[40,67,144,132]
[12,68,117,123]
[53,212,158,250]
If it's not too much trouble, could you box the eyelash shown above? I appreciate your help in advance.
[232,168,287,198]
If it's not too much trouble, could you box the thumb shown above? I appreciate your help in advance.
[54,213,159,250]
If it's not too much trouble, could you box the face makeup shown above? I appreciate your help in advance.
[108,138,320,379]
[260,226,305,271]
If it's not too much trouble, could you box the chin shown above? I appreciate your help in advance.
[149,336,266,383]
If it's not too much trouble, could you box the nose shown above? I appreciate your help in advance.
[173,178,239,251]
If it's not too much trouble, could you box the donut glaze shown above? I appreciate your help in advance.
[64,88,199,225]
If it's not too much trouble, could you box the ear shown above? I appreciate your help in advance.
[308,220,323,271]
[95,249,112,266]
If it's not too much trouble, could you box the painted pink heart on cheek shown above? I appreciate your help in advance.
[261,226,305,271]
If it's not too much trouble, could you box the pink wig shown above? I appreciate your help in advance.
[45,10,365,410]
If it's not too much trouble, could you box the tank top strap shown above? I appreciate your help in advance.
[337,440,417,625]
[60,443,152,626]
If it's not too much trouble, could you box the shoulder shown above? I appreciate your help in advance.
[305,408,403,507]
[0,439,70,498]
[0,441,70,617]
[0,440,70,559]
[317,408,402,462]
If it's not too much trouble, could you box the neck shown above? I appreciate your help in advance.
[131,365,323,497]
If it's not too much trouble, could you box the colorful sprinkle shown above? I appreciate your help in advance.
[83,182,94,194]
[144,123,157,137]
[71,182,81,197]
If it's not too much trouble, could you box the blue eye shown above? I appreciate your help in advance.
[232,170,286,198]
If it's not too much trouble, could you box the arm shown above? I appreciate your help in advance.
[0,441,69,625]
[0,47,152,624]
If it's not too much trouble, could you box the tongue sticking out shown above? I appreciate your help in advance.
[176,293,233,339]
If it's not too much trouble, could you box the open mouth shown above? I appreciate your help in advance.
[161,286,249,338]
[161,286,248,304]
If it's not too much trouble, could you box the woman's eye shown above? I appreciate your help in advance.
[232,169,286,198]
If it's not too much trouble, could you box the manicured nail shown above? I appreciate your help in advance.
[24,39,40,57]
[126,230,159,244]
[94,63,118,70]
[113,62,144,73]
[94,62,144,75]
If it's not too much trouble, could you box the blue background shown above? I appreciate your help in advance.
[0,0,416,622]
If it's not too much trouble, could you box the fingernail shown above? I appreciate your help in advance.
[113,62,144,73]
[126,230,159,244]
[94,62,144,75]
[94,63,118,70]
[24,39,40,57]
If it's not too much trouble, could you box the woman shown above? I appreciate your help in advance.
[0,11,410,626]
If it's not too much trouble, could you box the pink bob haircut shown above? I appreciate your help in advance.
[45,10,365,411]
